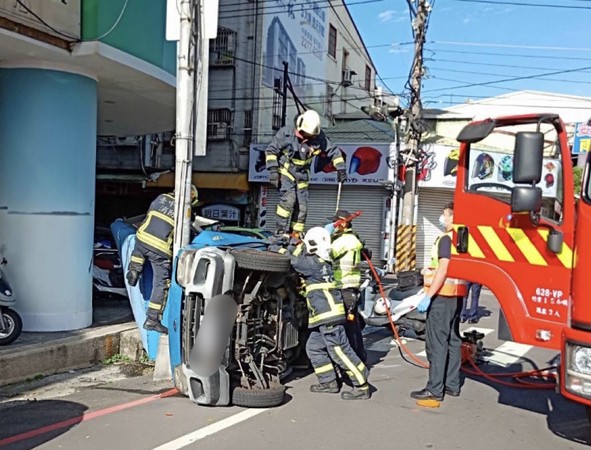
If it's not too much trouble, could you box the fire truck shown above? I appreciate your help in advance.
[449,113,591,410]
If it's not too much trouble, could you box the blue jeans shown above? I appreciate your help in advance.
[461,282,482,320]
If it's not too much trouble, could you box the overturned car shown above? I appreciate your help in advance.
[163,230,309,408]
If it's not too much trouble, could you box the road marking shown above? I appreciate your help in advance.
[485,341,533,367]
[0,388,179,447]
[153,408,268,450]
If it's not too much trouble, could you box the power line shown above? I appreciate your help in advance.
[429,57,590,72]
[425,48,591,62]
[430,40,591,52]
[429,66,591,85]
[218,0,384,19]
[450,0,591,9]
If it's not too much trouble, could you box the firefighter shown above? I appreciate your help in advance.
[411,202,467,402]
[284,227,370,400]
[126,185,199,334]
[265,109,347,237]
[327,209,367,363]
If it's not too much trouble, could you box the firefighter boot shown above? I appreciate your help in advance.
[126,270,140,287]
[143,317,168,334]
[341,383,370,400]
[310,380,339,394]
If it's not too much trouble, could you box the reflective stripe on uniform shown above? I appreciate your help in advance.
[333,156,345,167]
[266,154,277,162]
[314,363,334,375]
[307,304,346,325]
[334,346,366,385]
[137,229,173,257]
[278,167,296,181]
[131,255,144,264]
[424,232,467,297]
[293,222,305,232]
[305,282,336,294]
[276,205,292,218]
[148,302,162,311]
[297,181,309,189]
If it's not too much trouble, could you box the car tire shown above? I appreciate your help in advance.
[231,249,291,273]
[0,308,22,346]
[231,383,286,408]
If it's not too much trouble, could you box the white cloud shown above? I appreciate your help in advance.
[378,10,397,23]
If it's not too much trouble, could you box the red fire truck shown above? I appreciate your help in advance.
[449,113,591,409]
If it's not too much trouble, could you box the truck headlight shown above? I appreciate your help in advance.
[565,342,591,398]
[176,250,197,287]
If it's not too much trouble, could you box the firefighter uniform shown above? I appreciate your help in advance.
[331,223,366,363]
[421,231,467,398]
[265,126,345,234]
[289,251,369,396]
[127,193,175,327]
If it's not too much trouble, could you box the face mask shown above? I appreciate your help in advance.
[439,214,446,228]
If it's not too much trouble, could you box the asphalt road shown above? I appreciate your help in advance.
[1,291,590,450]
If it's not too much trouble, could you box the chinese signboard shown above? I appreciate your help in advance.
[418,144,561,198]
[248,143,390,186]
[201,204,241,223]
[572,122,591,154]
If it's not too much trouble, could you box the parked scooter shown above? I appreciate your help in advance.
[359,268,426,336]
[93,226,128,301]
[0,257,22,345]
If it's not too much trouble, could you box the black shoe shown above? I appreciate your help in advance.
[410,388,443,401]
[310,381,339,394]
[126,270,139,287]
[341,384,370,400]
[469,318,479,324]
[143,317,168,334]
[445,388,460,397]
[460,317,467,323]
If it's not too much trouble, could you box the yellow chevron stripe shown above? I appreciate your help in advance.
[507,228,547,266]
[537,229,573,269]
[478,226,515,262]
[467,233,485,259]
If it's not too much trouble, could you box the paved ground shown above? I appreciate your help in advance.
[0,291,590,450]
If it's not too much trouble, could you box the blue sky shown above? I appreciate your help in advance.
[347,0,591,109]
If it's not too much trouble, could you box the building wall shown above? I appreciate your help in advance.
[82,0,176,75]
[199,0,378,172]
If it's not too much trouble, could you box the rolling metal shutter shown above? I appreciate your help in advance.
[261,185,386,263]
[416,188,455,269]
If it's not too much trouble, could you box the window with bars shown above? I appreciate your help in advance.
[210,27,237,66]
[365,65,372,92]
[207,108,232,141]
[328,24,337,59]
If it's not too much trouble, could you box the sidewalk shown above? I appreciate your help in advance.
[0,298,143,387]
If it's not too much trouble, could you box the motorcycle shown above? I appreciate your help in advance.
[93,226,128,301]
[0,256,22,345]
[359,267,427,336]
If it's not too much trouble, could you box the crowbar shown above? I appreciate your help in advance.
[335,181,342,213]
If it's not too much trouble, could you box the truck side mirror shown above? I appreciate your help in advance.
[547,229,563,254]
[513,131,544,184]
[511,186,542,213]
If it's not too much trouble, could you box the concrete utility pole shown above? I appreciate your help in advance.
[173,0,196,258]
[395,0,431,273]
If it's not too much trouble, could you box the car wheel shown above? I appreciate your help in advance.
[0,308,22,346]
[231,249,291,273]
[231,383,286,408]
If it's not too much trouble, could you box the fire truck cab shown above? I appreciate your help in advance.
[450,113,591,408]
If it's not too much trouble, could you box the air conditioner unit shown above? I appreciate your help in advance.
[208,122,230,140]
[342,69,357,87]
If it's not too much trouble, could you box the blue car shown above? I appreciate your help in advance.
[113,220,308,408]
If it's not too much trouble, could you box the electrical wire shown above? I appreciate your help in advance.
[91,0,130,41]
[450,0,591,9]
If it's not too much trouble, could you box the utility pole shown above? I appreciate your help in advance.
[173,0,196,258]
[395,0,431,274]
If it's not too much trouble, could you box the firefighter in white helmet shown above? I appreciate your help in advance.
[265,109,347,237]
[276,227,370,400]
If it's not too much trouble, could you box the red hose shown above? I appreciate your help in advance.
[362,254,557,390]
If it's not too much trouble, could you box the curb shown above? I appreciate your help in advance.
[0,323,140,387]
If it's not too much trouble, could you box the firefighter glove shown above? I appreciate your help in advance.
[417,294,432,313]
[269,168,279,188]
[337,169,347,183]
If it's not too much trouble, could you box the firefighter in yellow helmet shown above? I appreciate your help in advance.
[265,109,346,237]
[126,185,199,334]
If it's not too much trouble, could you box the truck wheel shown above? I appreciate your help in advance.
[231,383,286,408]
[0,308,22,346]
[231,249,291,273]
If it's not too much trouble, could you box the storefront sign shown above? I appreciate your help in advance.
[418,144,561,198]
[573,122,591,154]
[248,143,390,186]
[201,204,241,222]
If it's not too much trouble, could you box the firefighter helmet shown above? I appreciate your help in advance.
[296,110,321,136]
[303,227,331,260]
[190,184,199,206]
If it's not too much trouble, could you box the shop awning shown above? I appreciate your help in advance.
[145,172,250,191]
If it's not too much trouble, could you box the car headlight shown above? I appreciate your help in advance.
[565,342,591,398]
[176,250,197,287]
